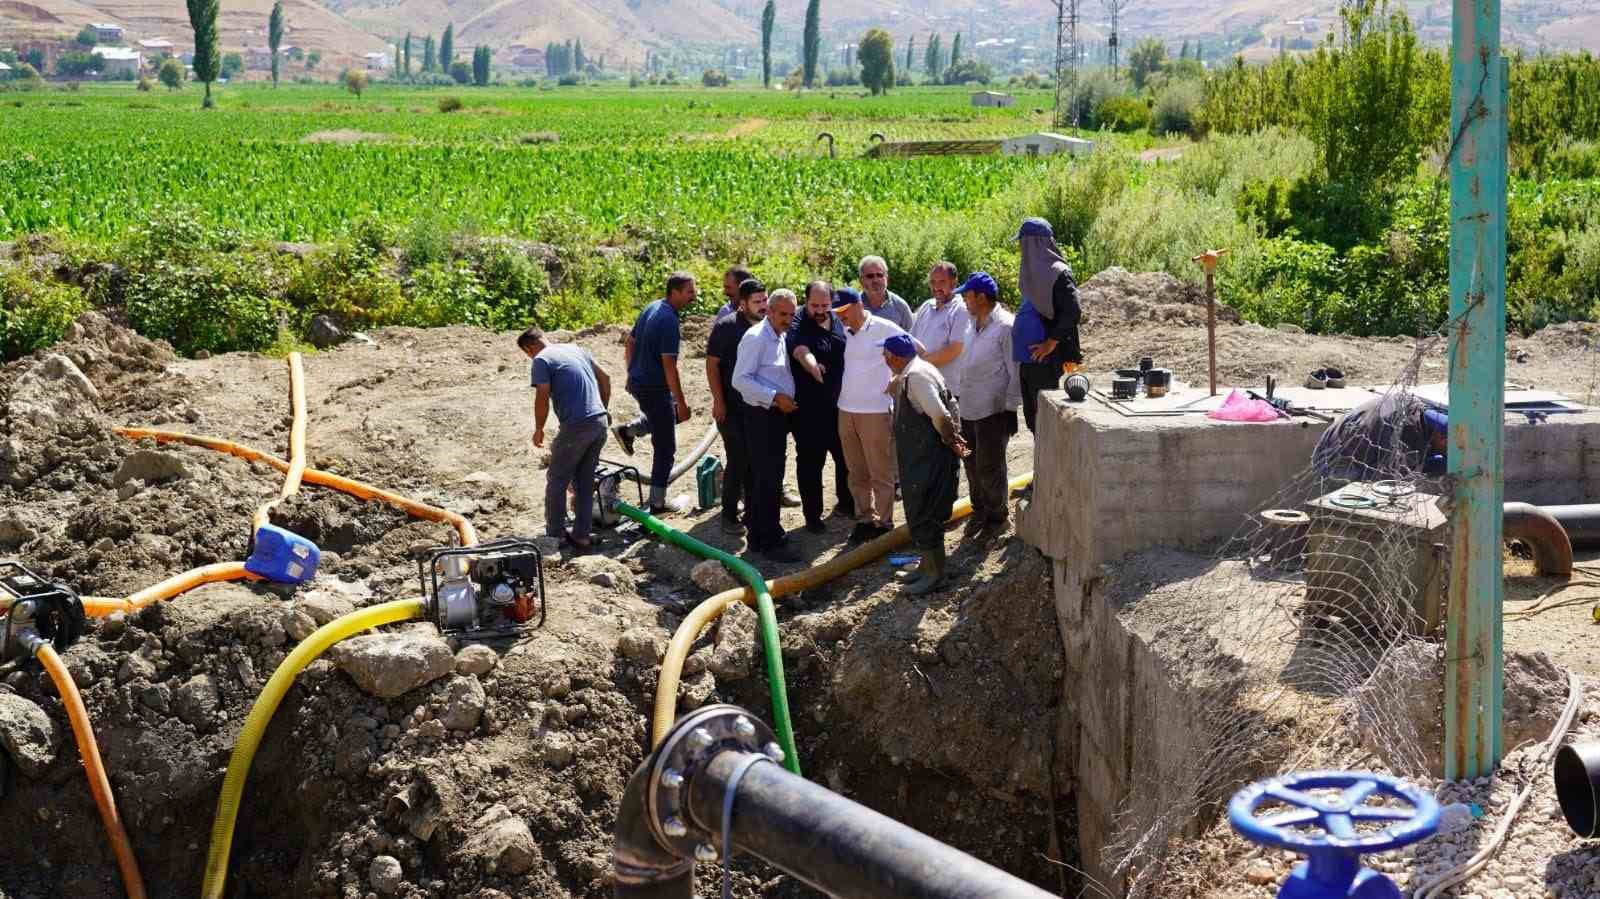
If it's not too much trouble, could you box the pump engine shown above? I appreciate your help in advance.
[415,538,546,640]
[0,561,86,663]
[593,459,644,529]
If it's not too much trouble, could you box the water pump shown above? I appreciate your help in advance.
[594,459,644,529]
[0,561,86,663]
[414,538,546,640]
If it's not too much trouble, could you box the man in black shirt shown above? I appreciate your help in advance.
[788,280,854,532]
[706,279,768,534]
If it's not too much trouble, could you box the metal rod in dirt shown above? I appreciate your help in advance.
[1445,0,1508,780]
[688,750,1056,899]
[1191,249,1227,397]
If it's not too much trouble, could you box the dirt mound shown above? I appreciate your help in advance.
[1079,266,1241,329]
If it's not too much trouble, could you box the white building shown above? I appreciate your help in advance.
[363,51,389,70]
[90,22,123,42]
[138,38,175,57]
[970,90,1015,108]
[93,46,142,77]
[1001,132,1094,158]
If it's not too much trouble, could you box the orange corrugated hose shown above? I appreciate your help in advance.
[36,643,146,899]
[111,427,478,548]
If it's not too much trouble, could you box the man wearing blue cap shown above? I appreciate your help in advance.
[1312,392,1448,482]
[1012,217,1083,433]
[732,289,802,563]
[832,286,911,544]
[952,271,1021,538]
[882,332,968,594]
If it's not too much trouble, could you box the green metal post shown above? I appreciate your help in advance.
[1444,0,1507,780]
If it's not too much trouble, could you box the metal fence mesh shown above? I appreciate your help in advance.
[1104,337,1455,895]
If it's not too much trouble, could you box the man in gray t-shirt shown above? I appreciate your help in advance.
[857,254,914,331]
[520,327,612,550]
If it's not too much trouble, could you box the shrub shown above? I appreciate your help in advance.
[701,69,729,87]
[137,75,154,92]
[0,266,89,361]
[437,95,463,112]
[465,242,546,329]
[1094,95,1150,132]
[557,74,580,86]
[123,254,288,356]
[1150,79,1203,137]
[398,263,491,327]
[1082,185,1257,280]
[449,61,471,84]
[343,68,369,98]
[399,208,461,270]
[517,130,557,144]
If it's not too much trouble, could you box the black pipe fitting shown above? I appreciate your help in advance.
[611,704,1055,899]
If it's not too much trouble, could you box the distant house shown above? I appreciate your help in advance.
[281,45,303,61]
[363,51,389,71]
[1001,132,1094,158]
[245,46,273,69]
[971,91,1015,108]
[506,46,546,70]
[137,37,175,57]
[0,61,11,79]
[94,45,141,76]
[90,22,123,43]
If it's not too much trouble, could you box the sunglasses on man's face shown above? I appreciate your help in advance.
[863,272,887,279]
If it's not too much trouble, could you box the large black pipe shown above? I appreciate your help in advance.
[1503,502,1574,576]
[1540,504,1600,550]
[684,750,1056,899]
[613,763,695,899]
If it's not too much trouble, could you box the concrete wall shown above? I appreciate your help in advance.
[1021,393,1600,892]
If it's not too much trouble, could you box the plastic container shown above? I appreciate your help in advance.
[245,524,320,585]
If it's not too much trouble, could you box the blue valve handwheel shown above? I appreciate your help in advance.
[1229,771,1440,854]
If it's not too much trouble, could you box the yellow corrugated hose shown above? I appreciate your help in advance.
[200,598,426,898]
[651,472,1033,746]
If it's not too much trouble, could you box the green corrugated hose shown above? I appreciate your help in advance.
[615,501,801,776]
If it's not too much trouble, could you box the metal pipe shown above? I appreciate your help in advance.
[613,764,695,899]
[1536,505,1600,549]
[1503,502,1573,577]
[686,750,1055,899]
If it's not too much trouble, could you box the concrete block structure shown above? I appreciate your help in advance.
[90,22,123,43]
[1020,387,1600,888]
[1001,132,1094,158]
[970,90,1014,107]
[93,46,141,77]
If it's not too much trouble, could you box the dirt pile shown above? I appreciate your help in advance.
[1079,266,1242,329]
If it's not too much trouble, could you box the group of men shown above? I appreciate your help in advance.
[520,216,1083,595]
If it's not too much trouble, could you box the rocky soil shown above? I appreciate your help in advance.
[3,268,1599,899]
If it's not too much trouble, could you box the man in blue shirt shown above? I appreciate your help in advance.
[519,327,612,550]
[732,289,800,562]
[615,272,697,511]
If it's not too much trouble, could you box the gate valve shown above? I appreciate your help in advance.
[1228,771,1439,899]
[0,561,88,662]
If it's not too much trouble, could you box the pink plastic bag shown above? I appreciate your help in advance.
[1207,389,1282,423]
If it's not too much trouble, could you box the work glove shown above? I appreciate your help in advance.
[1005,410,1018,436]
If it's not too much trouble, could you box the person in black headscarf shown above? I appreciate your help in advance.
[1011,217,1083,433]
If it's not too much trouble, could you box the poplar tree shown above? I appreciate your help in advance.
[801,0,820,87]
[403,33,412,77]
[950,32,962,68]
[761,0,775,87]
[925,33,941,80]
[187,0,219,107]
[424,35,435,71]
[268,0,284,87]
[439,23,454,67]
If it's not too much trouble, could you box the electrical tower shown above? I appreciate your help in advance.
[1053,0,1079,129]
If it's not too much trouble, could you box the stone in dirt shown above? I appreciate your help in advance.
[0,693,58,778]
[173,674,221,728]
[0,514,36,549]
[369,854,403,895]
[1245,861,1277,885]
[299,592,356,625]
[707,600,758,681]
[334,630,455,699]
[464,805,540,875]
[10,353,101,427]
[691,559,739,593]
[570,556,636,592]
[308,314,347,349]
[113,449,190,486]
[438,675,486,731]
[617,627,666,664]
[454,644,498,676]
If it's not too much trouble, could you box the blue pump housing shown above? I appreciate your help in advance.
[245,524,321,585]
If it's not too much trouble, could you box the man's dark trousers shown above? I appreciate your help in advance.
[959,413,1010,527]
[1019,363,1060,434]
[793,406,852,525]
[716,399,752,523]
[741,405,790,549]
[625,385,676,501]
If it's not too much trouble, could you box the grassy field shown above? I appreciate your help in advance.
[0,83,1088,242]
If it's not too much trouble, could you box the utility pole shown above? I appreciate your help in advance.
[1053,0,1079,129]
[1444,0,1508,782]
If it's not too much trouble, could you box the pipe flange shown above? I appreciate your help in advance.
[646,704,777,858]
[1371,480,1417,500]
[1260,509,1311,526]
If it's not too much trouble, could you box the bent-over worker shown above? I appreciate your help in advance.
[1311,392,1448,483]
[882,333,969,594]
[520,327,611,551]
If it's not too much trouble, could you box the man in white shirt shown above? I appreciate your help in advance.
[830,287,907,544]
[732,290,801,562]
[951,272,1020,539]
[882,333,968,594]
[910,260,970,399]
